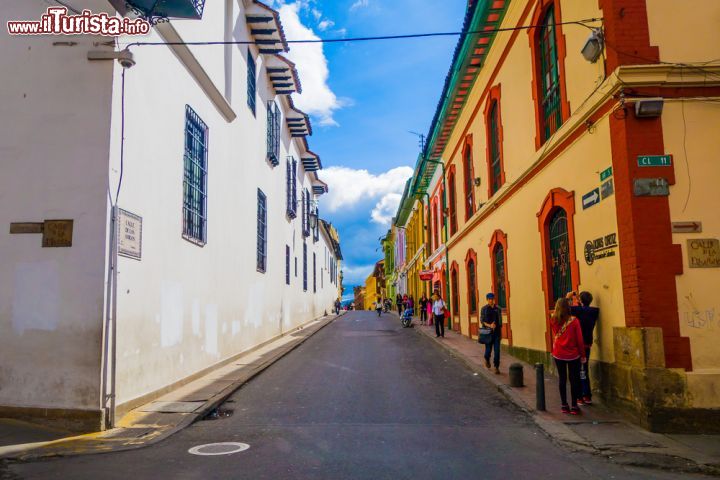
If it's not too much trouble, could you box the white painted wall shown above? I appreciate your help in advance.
[0,0,339,418]
[107,1,338,406]
[0,0,115,413]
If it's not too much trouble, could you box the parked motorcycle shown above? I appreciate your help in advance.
[401,308,414,328]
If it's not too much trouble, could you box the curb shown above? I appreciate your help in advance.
[1,313,342,462]
[413,325,720,477]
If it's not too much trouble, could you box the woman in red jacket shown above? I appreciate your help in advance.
[551,297,586,415]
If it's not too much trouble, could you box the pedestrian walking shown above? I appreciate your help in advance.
[567,291,600,405]
[551,297,586,415]
[375,297,383,317]
[334,299,341,315]
[432,291,445,338]
[418,294,428,325]
[407,294,415,316]
[396,294,403,316]
[480,293,502,374]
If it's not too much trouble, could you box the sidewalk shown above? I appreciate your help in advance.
[413,321,720,476]
[0,313,341,462]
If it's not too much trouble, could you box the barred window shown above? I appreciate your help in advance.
[267,101,280,166]
[286,157,297,218]
[467,258,477,315]
[285,245,290,285]
[303,242,308,291]
[538,5,563,142]
[183,105,208,245]
[488,100,503,195]
[257,189,267,272]
[302,189,310,237]
[463,145,475,220]
[313,253,317,293]
[247,50,256,115]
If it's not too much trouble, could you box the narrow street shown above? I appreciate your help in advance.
[5,312,708,480]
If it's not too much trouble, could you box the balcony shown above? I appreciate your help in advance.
[125,0,205,20]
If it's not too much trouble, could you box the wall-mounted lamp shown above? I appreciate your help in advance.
[581,28,604,63]
[634,98,664,118]
[308,200,319,230]
[473,177,482,187]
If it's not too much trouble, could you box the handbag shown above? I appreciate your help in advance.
[478,327,493,344]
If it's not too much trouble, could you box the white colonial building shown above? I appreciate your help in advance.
[0,0,341,431]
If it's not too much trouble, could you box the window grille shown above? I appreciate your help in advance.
[303,242,308,291]
[286,158,297,218]
[285,245,290,285]
[182,105,208,245]
[257,189,267,272]
[247,50,256,115]
[494,244,507,309]
[267,101,280,166]
[549,208,571,304]
[538,6,563,142]
[467,259,477,314]
[463,147,475,219]
[489,101,503,195]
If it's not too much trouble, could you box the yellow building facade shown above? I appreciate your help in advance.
[409,0,720,432]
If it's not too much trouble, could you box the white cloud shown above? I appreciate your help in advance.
[320,166,413,215]
[317,19,335,31]
[277,3,345,127]
[350,0,369,11]
[371,193,402,225]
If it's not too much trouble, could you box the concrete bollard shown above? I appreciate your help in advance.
[535,363,546,411]
[509,363,524,387]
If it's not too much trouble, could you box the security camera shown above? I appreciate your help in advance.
[116,49,135,69]
[87,48,135,69]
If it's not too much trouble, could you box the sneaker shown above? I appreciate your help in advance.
[561,405,570,414]
[577,398,586,406]
[583,396,593,405]
[484,359,491,369]
[494,367,500,375]
[570,407,581,415]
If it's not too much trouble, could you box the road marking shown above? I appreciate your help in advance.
[188,442,250,456]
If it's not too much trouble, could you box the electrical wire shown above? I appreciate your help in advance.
[124,18,603,49]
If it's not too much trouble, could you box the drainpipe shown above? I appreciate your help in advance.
[423,159,452,330]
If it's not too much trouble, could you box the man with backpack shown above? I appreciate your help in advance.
[480,292,502,374]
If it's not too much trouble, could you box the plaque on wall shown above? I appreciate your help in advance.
[687,239,720,268]
[118,209,142,260]
[42,220,73,247]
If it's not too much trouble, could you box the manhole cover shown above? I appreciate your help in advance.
[188,442,250,456]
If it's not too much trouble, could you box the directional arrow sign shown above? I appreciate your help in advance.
[582,188,601,210]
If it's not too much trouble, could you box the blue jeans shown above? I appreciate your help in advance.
[484,334,501,368]
[580,346,592,398]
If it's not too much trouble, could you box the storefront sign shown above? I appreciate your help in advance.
[599,166,613,182]
[419,270,434,281]
[582,188,600,210]
[687,239,720,268]
[601,178,614,200]
[584,233,618,265]
[118,209,142,260]
[638,155,672,167]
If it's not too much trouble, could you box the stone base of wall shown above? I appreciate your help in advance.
[502,328,720,434]
[0,405,105,434]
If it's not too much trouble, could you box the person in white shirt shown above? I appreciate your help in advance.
[432,291,446,338]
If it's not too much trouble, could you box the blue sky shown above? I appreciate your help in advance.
[272,0,467,298]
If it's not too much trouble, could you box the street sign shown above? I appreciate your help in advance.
[638,155,672,167]
[600,167,613,181]
[582,188,601,210]
[672,221,702,233]
[634,178,669,196]
[601,178,614,199]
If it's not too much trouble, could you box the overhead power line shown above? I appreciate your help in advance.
[126,18,603,48]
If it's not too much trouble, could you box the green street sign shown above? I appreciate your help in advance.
[600,167,612,181]
[638,155,672,167]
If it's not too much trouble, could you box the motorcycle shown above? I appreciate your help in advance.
[401,308,414,328]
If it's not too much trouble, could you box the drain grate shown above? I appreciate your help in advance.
[202,408,234,421]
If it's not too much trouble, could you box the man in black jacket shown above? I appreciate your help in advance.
[480,292,502,374]
[567,291,600,405]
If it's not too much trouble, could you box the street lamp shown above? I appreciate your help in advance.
[308,200,319,230]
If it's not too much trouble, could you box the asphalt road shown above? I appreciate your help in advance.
[4,311,711,479]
